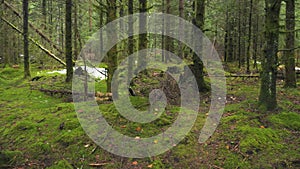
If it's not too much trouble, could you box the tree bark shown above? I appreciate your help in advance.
[128,0,134,84]
[65,0,73,82]
[259,0,282,111]
[164,0,171,63]
[284,0,296,88]
[23,0,30,78]
[106,0,118,93]
[246,0,253,74]
[178,0,184,59]
[138,0,147,70]
[193,0,208,92]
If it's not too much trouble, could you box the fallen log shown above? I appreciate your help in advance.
[1,16,66,66]
[3,0,64,54]
[38,88,112,102]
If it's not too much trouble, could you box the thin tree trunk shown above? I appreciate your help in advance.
[89,0,93,32]
[138,0,147,70]
[3,1,63,54]
[128,0,134,84]
[246,0,253,74]
[178,0,184,59]
[73,0,78,60]
[42,0,47,30]
[284,0,296,87]
[23,0,30,78]
[161,0,165,62]
[1,16,66,65]
[65,0,73,82]
[164,0,171,63]
[238,0,241,68]
[252,1,259,71]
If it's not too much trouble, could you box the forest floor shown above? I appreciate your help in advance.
[0,66,299,169]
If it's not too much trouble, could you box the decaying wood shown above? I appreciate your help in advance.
[1,16,66,66]
[3,0,64,54]
[37,88,112,102]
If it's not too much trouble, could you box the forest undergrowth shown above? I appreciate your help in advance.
[0,66,299,169]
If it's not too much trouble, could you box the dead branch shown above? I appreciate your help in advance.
[1,16,66,66]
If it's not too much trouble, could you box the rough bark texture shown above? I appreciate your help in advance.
[106,0,118,93]
[284,0,296,88]
[138,0,147,70]
[259,0,281,111]
[23,0,30,78]
[65,0,73,82]
[192,0,209,92]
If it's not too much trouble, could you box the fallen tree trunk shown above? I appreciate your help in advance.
[1,16,66,66]
[3,0,64,54]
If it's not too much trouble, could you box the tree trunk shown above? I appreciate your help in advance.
[138,0,147,70]
[164,0,171,63]
[23,0,30,78]
[193,0,208,92]
[161,0,165,62]
[128,0,134,84]
[246,0,253,74]
[284,0,296,88]
[178,0,184,59]
[89,0,93,32]
[42,0,47,30]
[259,0,281,111]
[65,0,73,82]
[252,1,259,71]
[106,0,118,93]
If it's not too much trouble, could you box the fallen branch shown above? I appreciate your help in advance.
[3,0,64,54]
[1,16,66,66]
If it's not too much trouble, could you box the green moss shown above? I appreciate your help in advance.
[0,150,23,166]
[268,112,300,130]
[222,152,251,168]
[47,159,73,169]
[237,126,285,153]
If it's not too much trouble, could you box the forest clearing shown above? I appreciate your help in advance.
[1,0,300,168]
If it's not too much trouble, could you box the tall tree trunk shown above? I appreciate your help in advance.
[246,0,253,74]
[238,0,242,68]
[178,0,184,59]
[42,0,47,30]
[164,0,171,63]
[65,0,73,82]
[106,0,118,93]
[89,0,93,32]
[23,0,30,78]
[128,0,134,84]
[73,0,78,61]
[138,0,147,70]
[259,0,281,111]
[252,1,259,71]
[284,0,296,88]
[161,0,165,62]
[193,0,208,92]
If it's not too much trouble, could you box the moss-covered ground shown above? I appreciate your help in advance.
[0,66,299,168]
